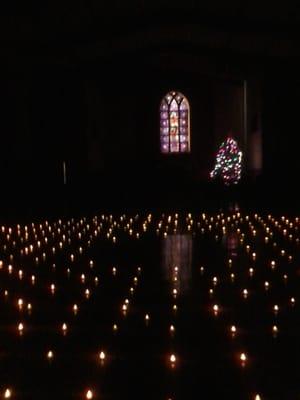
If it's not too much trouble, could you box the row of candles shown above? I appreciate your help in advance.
[1,211,299,399]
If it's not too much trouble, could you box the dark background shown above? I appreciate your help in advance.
[1,2,300,219]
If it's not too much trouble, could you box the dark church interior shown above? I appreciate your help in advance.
[1,3,300,399]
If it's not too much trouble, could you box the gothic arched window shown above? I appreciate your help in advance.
[160,91,190,153]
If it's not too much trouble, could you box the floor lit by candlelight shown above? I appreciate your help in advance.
[1,210,300,399]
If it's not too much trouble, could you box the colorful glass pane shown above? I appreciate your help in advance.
[170,143,179,152]
[181,143,187,151]
[160,91,190,154]
[170,99,178,111]
[161,144,169,153]
[160,100,168,110]
[180,99,188,110]
[170,111,179,127]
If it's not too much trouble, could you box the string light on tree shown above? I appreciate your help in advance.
[210,136,242,185]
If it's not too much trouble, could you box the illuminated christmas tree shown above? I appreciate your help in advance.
[210,136,242,185]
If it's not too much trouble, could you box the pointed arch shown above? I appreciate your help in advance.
[160,91,190,153]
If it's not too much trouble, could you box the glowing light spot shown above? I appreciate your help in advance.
[18,322,24,334]
[86,389,93,399]
[18,298,23,309]
[213,304,219,315]
[240,352,247,364]
[170,354,176,363]
[4,388,12,398]
[291,297,296,305]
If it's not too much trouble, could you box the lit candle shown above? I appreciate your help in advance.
[213,304,219,315]
[230,325,237,337]
[18,322,24,335]
[62,323,68,334]
[272,325,278,336]
[240,352,247,366]
[86,389,93,399]
[18,298,23,310]
[99,351,106,362]
[291,297,296,305]
[170,354,176,364]
[4,388,12,398]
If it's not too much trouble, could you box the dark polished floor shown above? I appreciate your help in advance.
[0,210,299,399]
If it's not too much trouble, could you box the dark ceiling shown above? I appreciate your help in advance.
[1,2,300,67]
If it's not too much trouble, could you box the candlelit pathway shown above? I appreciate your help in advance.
[0,212,300,399]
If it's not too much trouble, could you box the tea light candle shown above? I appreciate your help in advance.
[99,351,106,361]
[291,297,296,305]
[213,304,219,315]
[4,388,12,398]
[240,352,247,366]
[86,389,93,399]
[170,354,176,364]
[230,325,237,336]
[18,322,24,335]
[62,323,67,334]
[273,305,279,314]
[18,298,23,310]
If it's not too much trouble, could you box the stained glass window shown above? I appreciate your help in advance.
[160,91,190,153]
